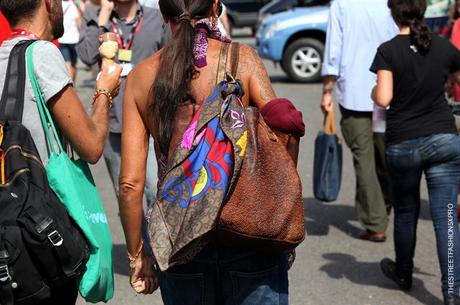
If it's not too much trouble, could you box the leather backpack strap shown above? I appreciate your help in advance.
[0,40,36,123]
[216,42,230,84]
[230,42,240,77]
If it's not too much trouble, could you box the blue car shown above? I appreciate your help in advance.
[256,1,450,83]
[256,5,329,82]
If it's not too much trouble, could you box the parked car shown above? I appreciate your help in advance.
[223,0,272,33]
[256,0,451,83]
[257,0,330,27]
[257,5,329,82]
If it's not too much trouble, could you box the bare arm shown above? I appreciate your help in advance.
[49,62,122,164]
[76,1,113,65]
[238,44,276,108]
[371,70,393,108]
[119,71,157,294]
[119,74,148,259]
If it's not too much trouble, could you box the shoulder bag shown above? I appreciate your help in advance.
[27,41,114,303]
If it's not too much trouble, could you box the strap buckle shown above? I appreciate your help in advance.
[0,265,11,282]
[47,230,63,247]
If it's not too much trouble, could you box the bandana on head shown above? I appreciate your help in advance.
[193,18,231,68]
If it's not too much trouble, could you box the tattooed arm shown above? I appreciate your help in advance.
[237,44,277,109]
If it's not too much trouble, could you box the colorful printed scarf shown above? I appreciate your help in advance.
[148,77,247,271]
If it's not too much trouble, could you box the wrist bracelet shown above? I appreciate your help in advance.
[92,88,113,108]
[322,87,334,94]
[128,240,143,269]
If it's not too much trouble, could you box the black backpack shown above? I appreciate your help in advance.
[0,40,89,305]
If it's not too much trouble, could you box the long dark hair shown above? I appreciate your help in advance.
[388,0,432,54]
[152,0,214,154]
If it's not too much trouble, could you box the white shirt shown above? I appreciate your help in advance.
[321,0,398,111]
[59,0,80,45]
[218,4,229,37]
[138,0,159,9]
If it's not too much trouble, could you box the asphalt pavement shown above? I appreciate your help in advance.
[75,34,449,305]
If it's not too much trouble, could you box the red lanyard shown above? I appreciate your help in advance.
[111,13,144,50]
[10,28,40,40]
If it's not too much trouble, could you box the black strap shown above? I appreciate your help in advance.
[25,208,74,277]
[0,40,36,124]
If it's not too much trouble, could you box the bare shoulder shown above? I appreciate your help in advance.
[236,43,269,80]
[235,43,276,105]
[129,50,162,86]
[125,50,163,122]
[239,43,262,65]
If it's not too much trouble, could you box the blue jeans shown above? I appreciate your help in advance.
[386,133,460,297]
[159,244,289,305]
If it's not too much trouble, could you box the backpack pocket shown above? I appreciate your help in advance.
[0,225,50,305]
[17,183,89,285]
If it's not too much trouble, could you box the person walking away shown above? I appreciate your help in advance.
[77,0,169,207]
[118,0,305,303]
[0,0,121,304]
[320,0,398,242]
[371,0,460,303]
[59,0,86,81]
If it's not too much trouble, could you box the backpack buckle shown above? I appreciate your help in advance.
[47,230,63,247]
[0,265,11,282]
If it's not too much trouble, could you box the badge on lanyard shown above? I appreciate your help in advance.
[118,49,133,63]
[111,7,144,63]
[121,63,134,77]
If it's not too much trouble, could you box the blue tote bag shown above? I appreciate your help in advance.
[27,42,114,302]
[313,108,343,202]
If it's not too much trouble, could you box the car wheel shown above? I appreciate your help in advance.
[283,38,324,83]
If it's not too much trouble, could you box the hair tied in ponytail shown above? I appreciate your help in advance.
[153,0,216,153]
[409,18,432,54]
[179,11,192,22]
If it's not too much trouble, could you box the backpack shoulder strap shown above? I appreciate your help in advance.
[0,40,36,123]
[230,42,240,78]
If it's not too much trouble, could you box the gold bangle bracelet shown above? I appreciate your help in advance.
[127,240,144,269]
[92,88,113,108]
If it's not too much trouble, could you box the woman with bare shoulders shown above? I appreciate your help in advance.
[118,0,305,304]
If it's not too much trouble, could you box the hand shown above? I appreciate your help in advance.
[100,0,114,12]
[287,249,296,270]
[320,92,334,113]
[98,0,114,26]
[96,60,122,96]
[129,252,159,294]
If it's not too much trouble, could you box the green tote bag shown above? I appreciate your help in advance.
[27,42,114,303]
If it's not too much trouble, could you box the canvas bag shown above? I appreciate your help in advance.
[0,39,89,305]
[313,108,343,202]
[27,42,114,303]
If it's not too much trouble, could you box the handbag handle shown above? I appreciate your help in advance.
[26,42,65,155]
[323,108,337,135]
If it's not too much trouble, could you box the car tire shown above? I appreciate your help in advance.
[283,38,324,83]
